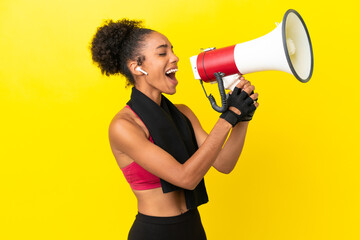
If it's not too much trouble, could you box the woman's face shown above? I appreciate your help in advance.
[135,31,179,95]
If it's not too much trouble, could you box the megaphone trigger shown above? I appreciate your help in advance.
[199,72,228,112]
[213,72,228,112]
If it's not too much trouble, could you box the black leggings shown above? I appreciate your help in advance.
[128,208,207,240]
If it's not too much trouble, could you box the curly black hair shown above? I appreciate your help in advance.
[90,19,153,86]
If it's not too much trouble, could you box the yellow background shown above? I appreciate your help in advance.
[1,0,359,239]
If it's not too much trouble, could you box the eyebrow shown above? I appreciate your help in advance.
[156,44,173,49]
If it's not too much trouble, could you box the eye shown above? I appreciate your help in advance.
[159,53,167,56]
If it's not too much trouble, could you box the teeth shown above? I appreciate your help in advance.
[165,69,178,75]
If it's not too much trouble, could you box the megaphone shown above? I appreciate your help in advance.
[190,9,314,112]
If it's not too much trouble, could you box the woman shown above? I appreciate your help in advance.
[90,19,259,240]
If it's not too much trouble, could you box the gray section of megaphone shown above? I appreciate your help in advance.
[234,9,313,83]
[283,9,314,83]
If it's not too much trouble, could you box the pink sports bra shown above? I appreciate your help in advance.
[120,105,162,190]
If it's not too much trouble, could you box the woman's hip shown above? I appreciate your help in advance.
[128,208,207,240]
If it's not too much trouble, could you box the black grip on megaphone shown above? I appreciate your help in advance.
[208,72,228,113]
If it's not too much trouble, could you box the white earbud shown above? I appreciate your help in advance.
[136,66,148,75]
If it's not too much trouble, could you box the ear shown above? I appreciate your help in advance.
[128,61,143,76]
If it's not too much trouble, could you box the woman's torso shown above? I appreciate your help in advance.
[109,106,188,217]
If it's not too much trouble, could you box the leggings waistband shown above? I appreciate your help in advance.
[136,208,199,225]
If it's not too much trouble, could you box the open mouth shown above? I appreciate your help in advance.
[165,68,178,84]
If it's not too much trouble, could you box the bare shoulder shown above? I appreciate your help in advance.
[109,107,138,133]
[108,107,148,151]
[175,104,197,121]
[175,104,208,146]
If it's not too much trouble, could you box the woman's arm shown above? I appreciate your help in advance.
[177,77,258,174]
[109,114,232,190]
[177,105,249,174]
[212,121,249,174]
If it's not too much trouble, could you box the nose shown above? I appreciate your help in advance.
[170,51,179,64]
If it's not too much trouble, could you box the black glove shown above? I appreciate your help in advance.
[220,87,257,126]
[239,91,257,122]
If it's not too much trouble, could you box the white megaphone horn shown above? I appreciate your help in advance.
[190,9,314,112]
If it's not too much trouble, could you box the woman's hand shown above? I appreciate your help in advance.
[220,76,259,126]
[234,76,259,121]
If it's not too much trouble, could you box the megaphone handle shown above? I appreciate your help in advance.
[209,72,228,113]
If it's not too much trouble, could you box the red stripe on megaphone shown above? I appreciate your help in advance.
[196,45,239,82]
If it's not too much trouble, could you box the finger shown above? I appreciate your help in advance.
[245,96,254,105]
[240,81,251,91]
[243,85,255,95]
[232,87,241,95]
[243,81,251,89]
[239,90,249,100]
[235,73,245,81]
[250,92,259,101]
[236,79,248,89]
[254,101,259,108]
[248,104,257,113]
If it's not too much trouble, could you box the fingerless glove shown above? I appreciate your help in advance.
[220,87,257,126]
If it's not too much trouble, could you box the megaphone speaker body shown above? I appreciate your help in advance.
[190,9,314,89]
